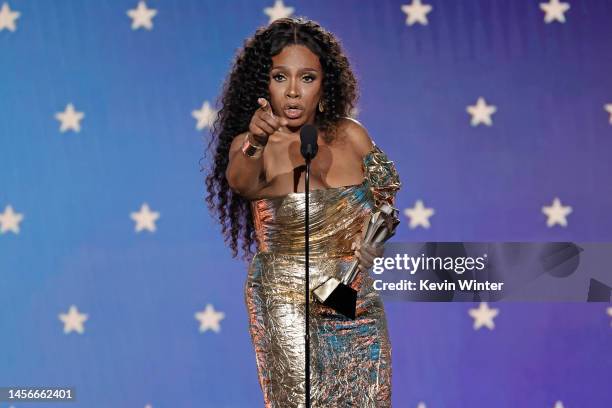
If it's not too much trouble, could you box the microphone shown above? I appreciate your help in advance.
[300,124,318,161]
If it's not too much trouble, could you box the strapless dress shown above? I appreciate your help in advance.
[244,144,401,407]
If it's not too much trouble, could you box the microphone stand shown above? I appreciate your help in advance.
[304,156,311,408]
[299,124,317,408]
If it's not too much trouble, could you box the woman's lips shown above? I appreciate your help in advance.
[284,108,303,119]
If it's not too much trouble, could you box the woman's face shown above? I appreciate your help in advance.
[268,44,323,132]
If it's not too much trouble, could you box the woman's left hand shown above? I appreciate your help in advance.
[351,234,385,272]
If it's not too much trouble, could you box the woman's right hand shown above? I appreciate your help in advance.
[249,98,289,145]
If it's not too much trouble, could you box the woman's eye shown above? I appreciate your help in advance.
[272,74,315,82]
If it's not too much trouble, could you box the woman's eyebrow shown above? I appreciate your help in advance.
[271,66,319,72]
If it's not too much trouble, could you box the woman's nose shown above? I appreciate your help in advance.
[286,80,299,97]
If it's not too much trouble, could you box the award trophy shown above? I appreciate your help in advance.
[312,203,400,319]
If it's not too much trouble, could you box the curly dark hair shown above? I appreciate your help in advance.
[202,17,359,262]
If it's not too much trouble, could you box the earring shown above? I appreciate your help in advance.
[318,100,325,112]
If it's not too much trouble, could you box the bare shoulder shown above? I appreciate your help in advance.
[336,117,375,158]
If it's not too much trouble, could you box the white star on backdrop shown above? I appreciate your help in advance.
[58,305,88,334]
[144,404,152,408]
[466,97,497,126]
[0,205,24,234]
[604,104,612,125]
[607,307,612,327]
[540,0,570,24]
[404,200,435,229]
[131,203,160,233]
[417,402,427,408]
[264,0,294,24]
[195,304,225,333]
[0,2,20,32]
[55,103,85,133]
[542,197,572,227]
[468,302,499,330]
[553,401,565,408]
[127,1,157,31]
[401,0,433,26]
[192,101,218,130]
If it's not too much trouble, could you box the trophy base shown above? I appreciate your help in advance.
[321,283,357,320]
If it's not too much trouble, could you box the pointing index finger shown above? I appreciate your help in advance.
[258,98,274,116]
[261,98,275,118]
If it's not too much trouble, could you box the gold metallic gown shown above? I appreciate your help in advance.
[244,144,401,407]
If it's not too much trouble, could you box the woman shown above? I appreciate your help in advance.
[205,17,401,407]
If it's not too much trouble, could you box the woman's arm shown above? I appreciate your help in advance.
[225,132,266,198]
[344,118,397,270]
